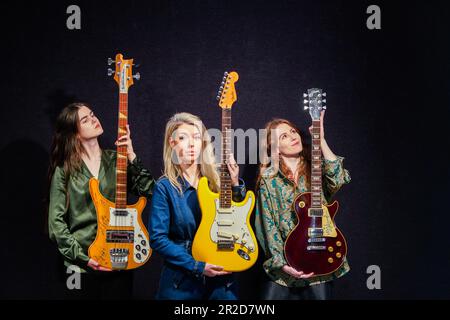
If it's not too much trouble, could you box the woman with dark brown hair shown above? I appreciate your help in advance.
[47,102,154,299]
[255,112,351,300]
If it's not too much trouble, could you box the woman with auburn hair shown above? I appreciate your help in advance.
[255,112,351,300]
[149,112,246,300]
[47,102,154,299]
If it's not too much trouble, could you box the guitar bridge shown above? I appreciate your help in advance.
[217,240,235,251]
[110,248,129,269]
[308,237,326,243]
[308,228,323,237]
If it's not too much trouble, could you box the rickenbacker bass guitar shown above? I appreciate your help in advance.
[192,71,258,272]
[88,53,151,270]
[284,88,347,276]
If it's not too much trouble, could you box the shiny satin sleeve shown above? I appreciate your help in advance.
[127,156,155,198]
[48,167,90,264]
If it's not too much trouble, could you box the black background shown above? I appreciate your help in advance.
[0,0,449,299]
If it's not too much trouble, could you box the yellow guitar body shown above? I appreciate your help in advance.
[88,178,152,270]
[192,177,258,272]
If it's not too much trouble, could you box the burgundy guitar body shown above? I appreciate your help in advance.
[284,192,347,276]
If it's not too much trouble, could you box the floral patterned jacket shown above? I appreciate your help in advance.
[255,156,351,287]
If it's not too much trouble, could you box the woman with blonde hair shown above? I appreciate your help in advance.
[149,112,246,300]
[255,112,351,300]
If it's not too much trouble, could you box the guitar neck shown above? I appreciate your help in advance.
[116,92,128,209]
[311,119,322,208]
[219,108,232,208]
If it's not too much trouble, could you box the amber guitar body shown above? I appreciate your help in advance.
[88,179,151,270]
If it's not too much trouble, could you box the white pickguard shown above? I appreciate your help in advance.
[108,207,150,263]
[210,195,256,252]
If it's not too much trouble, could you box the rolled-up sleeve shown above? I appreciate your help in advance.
[127,156,155,198]
[322,156,351,201]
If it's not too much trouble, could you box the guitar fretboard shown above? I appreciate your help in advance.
[311,119,322,209]
[219,108,232,208]
[116,92,128,209]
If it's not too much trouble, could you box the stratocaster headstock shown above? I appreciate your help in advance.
[107,53,140,93]
[216,71,239,109]
[303,88,327,120]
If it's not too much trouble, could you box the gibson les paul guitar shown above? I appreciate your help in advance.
[284,88,348,276]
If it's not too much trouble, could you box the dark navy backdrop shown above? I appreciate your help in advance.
[1,0,449,299]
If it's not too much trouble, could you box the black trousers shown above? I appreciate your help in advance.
[62,269,134,300]
[261,280,333,300]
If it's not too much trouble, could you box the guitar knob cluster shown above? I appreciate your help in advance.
[135,235,149,261]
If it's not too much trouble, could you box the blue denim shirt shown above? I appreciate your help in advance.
[149,176,246,278]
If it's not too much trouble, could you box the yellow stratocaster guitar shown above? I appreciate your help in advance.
[192,71,258,272]
[88,53,151,270]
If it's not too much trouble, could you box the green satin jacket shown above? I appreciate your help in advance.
[48,150,155,271]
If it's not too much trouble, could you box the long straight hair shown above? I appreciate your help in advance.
[256,118,310,189]
[162,112,220,193]
[47,102,89,186]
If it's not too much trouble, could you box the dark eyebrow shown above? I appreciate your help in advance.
[79,115,88,122]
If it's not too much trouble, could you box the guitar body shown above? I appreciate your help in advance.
[88,178,151,270]
[192,177,259,272]
[284,192,347,276]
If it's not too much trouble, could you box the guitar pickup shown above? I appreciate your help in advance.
[308,208,324,217]
[112,209,129,216]
[217,231,233,239]
[218,208,233,214]
[107,230,134,243]
[217,220,233,226]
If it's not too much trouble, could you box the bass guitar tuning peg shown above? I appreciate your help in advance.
[108,58,115,65]
[133,72,141,80]
[107,68,114,76]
